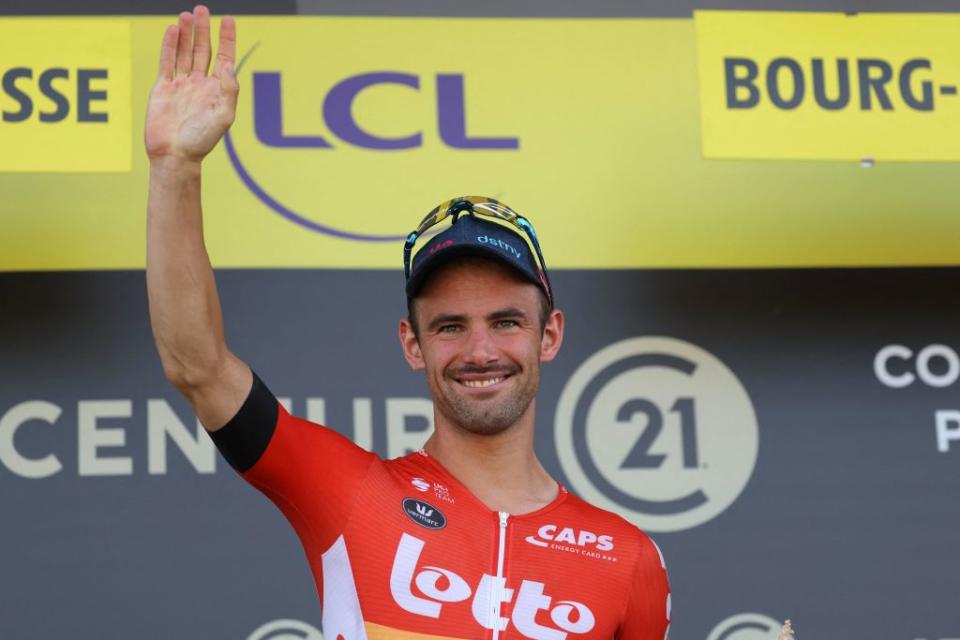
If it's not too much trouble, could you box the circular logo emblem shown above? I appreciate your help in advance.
[402,498,447,530]
[555,336,759,532]
[706,613,784,640]
[247,619,324,640]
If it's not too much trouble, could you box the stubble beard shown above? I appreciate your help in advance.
[434,365,540,436]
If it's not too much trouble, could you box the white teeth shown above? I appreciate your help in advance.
[462,377,504,388]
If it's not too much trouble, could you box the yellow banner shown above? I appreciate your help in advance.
[0,19,131,172]
[0,16,957,271]
[695,11,960,161]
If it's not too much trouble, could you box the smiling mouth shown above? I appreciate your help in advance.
[460,376,507,388]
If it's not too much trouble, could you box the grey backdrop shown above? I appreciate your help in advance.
[2,268,958,639]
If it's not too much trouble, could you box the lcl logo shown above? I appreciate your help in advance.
[224,47,522,240]
[253,71,519,150]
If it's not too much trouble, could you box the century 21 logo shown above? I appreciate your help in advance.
[555,337,759,533]
[252,71,518,150]
[1,67,110,123]
[724,57,947,111]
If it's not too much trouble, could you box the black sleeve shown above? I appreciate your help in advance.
[209,371,279,473]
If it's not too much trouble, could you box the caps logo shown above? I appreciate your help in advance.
[524,525,615,552]
[524,525,618,562]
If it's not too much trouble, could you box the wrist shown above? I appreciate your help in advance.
[149,154,203,177]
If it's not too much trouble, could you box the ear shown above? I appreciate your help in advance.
[539,308,564,363]
[399,318,425,370]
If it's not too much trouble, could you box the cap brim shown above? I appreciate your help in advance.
[405,243,545,299]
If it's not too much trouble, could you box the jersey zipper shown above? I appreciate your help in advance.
[490,511,509,640]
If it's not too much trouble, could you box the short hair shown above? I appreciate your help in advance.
[406,255,552,338]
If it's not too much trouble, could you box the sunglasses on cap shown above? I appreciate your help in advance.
[403,196,553,306]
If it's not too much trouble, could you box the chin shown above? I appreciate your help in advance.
[455,416,516,437]
[440,396,532,437]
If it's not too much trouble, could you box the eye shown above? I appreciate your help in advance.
[438,323,462,334]
[494,319,519,329]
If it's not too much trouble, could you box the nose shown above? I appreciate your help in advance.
[461,326,499,365]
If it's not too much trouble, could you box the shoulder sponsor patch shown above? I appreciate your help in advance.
[402,497,446,530]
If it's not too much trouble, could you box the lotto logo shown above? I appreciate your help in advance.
[390,533,596,639]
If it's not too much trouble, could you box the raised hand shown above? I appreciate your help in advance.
[145,5,238,163]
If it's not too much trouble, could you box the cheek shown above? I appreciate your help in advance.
[500,335,541,361]
[422,344,459,374]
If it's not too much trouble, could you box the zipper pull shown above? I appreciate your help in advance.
[499,511,509,528]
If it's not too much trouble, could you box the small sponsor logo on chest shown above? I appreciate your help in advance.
[402,498,447,530]
[525,525,618,561]
[410,476,455,504]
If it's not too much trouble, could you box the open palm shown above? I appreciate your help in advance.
[145,6,238,162]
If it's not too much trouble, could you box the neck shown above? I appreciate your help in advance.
[423,400,559,515]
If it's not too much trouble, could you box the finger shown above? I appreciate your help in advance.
[175,11,194,76]
[213,15,236,77]
[157,25,178,80]
[192,5,212,75]
[219,58,238,92]
[218,63,240,125]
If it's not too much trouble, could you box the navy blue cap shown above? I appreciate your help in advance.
[405,214,552,305]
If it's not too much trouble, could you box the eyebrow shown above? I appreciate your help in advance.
[426,307,529,332]
[488,307,529,322]
[427,313,466,332]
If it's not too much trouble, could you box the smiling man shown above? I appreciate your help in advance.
[146,6,669,639]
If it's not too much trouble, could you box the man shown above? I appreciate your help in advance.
[145,6,670,638]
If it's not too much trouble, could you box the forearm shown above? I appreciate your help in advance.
[145,8,250,430]
[146,156,227,388]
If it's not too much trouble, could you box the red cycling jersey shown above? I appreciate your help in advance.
[212,374,670,640]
